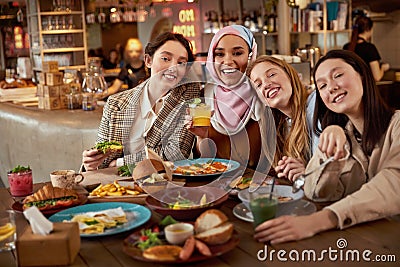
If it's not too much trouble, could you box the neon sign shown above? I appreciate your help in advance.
[172,8,200,53]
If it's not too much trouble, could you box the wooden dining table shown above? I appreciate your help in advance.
[1,172,399,267]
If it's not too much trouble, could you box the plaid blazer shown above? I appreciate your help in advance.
[97,80,200,168]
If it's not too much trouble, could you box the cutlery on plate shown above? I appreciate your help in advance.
[292,156,334,193]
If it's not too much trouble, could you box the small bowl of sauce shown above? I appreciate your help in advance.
[164,222,193,245]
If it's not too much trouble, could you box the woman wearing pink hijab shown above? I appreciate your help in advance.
[189,25,272,171]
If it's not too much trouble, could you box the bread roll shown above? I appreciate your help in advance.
[194,209,228,234]
[195,222,234,245]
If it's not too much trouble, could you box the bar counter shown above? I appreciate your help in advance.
[0,102,102,186]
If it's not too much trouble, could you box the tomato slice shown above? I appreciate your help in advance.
[56,200,74,207]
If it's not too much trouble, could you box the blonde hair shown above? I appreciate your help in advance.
[247,56,311,167]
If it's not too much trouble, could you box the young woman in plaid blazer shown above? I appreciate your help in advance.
[82,32,200,171]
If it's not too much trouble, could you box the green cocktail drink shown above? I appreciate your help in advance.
[250,197,278,227]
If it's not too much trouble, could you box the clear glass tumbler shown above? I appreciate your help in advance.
[0,210,16,252]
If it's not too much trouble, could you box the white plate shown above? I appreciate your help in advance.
[233,199,317,223]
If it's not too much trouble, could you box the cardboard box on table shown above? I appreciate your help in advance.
[37,72,46,85]
[36,84,44,97]
[59,84,71,95]
[17,222,80,266]
[46,72,64,86]
[43,85,60,97]
[42,61,59,73]
[59,95,68,109]
[42,96,61,110]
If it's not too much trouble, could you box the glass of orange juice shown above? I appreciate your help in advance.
[189,99,211,127]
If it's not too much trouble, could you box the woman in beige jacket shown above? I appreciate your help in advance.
[254,50,400,244]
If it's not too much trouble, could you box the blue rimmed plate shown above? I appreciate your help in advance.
[172,158,241,179]
[48,202,151,237]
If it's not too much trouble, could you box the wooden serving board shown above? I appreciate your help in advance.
[81,167,186,204]
[81,167,148,204]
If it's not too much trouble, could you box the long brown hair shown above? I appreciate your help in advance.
[347,16,373,52]
[313,50,394,155]
[247,56,311,167]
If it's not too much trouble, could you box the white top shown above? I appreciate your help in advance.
[116,84,168,167]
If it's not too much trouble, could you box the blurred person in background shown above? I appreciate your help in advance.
[102,49,119,70]
[88,49,96,57]
[343,15,389,81]
[102,38,148,98]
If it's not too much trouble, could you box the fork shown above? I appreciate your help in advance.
[292,156,335,193]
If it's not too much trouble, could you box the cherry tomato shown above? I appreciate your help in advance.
[140,235,148,242]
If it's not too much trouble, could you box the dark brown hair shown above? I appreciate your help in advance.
[347,16,373,52]
[145,32,195,62]
[312,50,394,155]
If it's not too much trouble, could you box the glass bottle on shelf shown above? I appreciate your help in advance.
[228,10,238,26]
[203,11,211,33]
[210,11,219,34]
[257,11,264,31]
[249,11,257,32]
[243,10,251,29]
[268,4,277,33]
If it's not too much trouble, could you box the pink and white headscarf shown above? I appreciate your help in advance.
[206,25,260,135]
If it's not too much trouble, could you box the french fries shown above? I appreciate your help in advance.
[89,181,143,197]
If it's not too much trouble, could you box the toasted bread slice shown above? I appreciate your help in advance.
[142,245,182,261]
[194,209,228,234]
[195,222,234,245]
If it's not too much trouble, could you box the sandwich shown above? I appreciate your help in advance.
[229,176,252,190]
[142,245,182,261]
[22,184,80,211]
[94,141,123,154]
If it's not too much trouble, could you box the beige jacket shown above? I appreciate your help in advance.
[304,111,400,229]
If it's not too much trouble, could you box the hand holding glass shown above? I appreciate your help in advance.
[189,103,211,127]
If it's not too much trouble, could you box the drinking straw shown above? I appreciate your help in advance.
[269,176,276,201]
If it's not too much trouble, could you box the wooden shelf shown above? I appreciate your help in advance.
[38,11,83,16]
[42,47,86,53]
[59,65,86,70]
[33,65,86,71]
[26,0,88,72]
[41,29,84,34]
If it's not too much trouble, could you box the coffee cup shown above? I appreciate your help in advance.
[50,170,84,189]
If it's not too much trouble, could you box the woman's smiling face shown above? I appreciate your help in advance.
[145,40,189,90]
[315,58,364,118]
[250,61,293,115]
[213,35,250,86]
